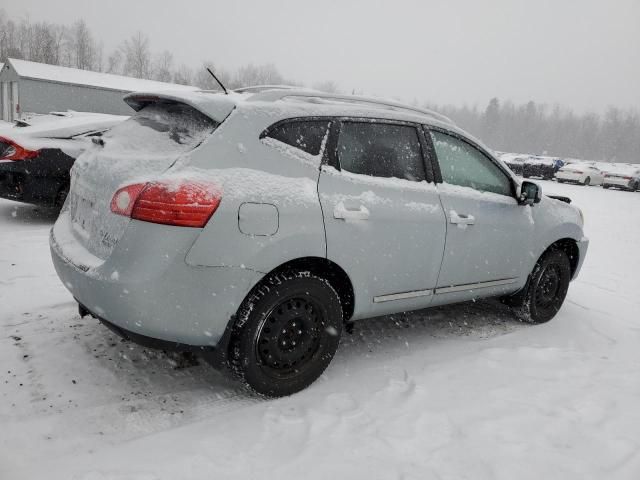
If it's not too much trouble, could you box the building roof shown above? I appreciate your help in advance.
[5,58,197,94]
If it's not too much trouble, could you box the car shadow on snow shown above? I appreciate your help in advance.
[337,299,525,361]
[80,299,525,399]
[0,200,60,225]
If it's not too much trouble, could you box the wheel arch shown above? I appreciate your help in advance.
[544,237,580,278]
[251,256,355,322]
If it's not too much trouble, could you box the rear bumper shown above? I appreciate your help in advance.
[555,173,584,183]
[50,212,264,348]
[0,152,72,205]
[602,178,636,190]
[78,303,234,367]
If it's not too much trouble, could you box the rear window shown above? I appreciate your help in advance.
[337,122,426,182]
[262,120,330,156]
[103,103,217,154]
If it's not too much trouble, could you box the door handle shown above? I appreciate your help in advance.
[449,210,475,225]
[334,202,370,221]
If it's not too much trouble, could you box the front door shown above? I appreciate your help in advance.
[427,128,535,304]
[318,120,447,319]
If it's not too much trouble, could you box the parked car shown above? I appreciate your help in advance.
[500,154,527,176]
[602,168,640,191]
[50,88,588,396]
[556,164,604,186]
[0,111,127,207]
[522,156,564,180]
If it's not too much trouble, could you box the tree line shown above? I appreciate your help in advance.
[0,12,341,92]
[1,11,638,163]
[433,99,640,163]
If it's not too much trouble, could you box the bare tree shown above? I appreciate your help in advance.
[70,20,96,70]
[105,49,122,74]
[121,31,151,78]
[153,50,174,82]
[172,64,193,86]
[234,63,285,88]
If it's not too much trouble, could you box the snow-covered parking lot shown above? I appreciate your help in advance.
[1,180,639,480]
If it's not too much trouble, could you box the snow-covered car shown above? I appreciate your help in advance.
[0,111,127,207]
[556,164,604,186]
[602,168,640,191]
[50,88,589,397]
[522,156,564,180]
[500,154,527,176]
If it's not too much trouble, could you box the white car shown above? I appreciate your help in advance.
[50,87,589,396]
[556,164,604,186]
[602,168,640,191]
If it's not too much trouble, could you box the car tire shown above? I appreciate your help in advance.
[228,271,343,397]
[506,249,571,324]
[603,185,609,189]
[583,176,591,186]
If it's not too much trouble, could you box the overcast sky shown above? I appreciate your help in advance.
[4,0,640,113]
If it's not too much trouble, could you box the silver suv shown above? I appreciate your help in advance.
[50,87,589,396]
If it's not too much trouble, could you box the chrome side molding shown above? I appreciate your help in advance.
[374,277,519,303]
[434,277,518,295]
[373,289,434,303]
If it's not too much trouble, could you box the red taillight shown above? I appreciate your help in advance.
[0,136,39,161]
[111,180,222,228]
[110,183,147,216]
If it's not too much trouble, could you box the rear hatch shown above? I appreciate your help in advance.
[64,96,232,262]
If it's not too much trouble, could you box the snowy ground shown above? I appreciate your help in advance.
[1,180,639,480]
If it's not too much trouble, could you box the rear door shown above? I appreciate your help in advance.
[318,119,447,319]
[426,128,534,303]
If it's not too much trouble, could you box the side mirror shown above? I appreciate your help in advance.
[518,180,542,206]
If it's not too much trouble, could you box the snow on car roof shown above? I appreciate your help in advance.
[8,58,198,93]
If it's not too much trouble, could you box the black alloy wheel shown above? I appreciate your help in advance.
[506,249,572,324]
[229,271,343,397]
[256,296,325,377]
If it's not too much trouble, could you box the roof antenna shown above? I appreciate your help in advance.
[206,67,228,95]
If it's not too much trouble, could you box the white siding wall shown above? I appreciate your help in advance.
[18,79,133,117]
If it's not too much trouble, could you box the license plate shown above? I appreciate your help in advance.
[69,192,96,235]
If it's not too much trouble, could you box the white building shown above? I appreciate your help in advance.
[0,58,197,122]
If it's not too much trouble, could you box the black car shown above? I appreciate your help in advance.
[522,157,565,180]
[501,155,527,176]
[0,112,126,207]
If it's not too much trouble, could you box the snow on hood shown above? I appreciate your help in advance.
[2,112,128,140]
[0,112,128,159]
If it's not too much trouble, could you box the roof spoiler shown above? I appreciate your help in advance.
[123,91,238,123]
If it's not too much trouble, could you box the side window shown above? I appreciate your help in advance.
[429,130,512,196]
[337,122,425,182]
[263,120,330,156]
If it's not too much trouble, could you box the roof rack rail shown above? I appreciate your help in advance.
[233,85,306,94]
[247,89,454,125]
